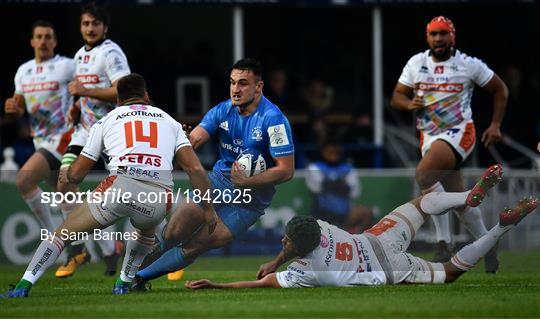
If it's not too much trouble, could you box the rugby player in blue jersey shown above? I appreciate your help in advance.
[131,58,295,292]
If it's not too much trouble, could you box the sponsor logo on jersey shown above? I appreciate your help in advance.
[268,124,289,147]
[324,228,335,267]
[233,138,243,146]
[219,141,241,154]
[36,66,43,74]
[219,121,229,131]
[119,153,162,167]
[416,82,463,93]
[22,81,59,92]
[434,65,444,74]
[77,74,99,84]
[320,234,329,248]
[129,105,148,111]
[287,265,305,275]
[251,127,263,141]
[83,55,90,63]
[115,110,164,120]
[353,238,372,272]
[419,66,429,73]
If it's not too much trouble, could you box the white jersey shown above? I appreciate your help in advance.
[14,55,75,137]
[398,49,494,135]
[276,220,386,288]
[81,104,191,189]
[74,39,130,130]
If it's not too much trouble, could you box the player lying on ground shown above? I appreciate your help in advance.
[185,165,539,289]
[0,74,217,298]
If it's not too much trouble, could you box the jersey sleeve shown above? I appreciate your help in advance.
[467,56,494,87]
[81,119,106,161]
[103,48,131,83]
[14,65,24,95]
[397,56,417,88]
[266,112,294,158]
[175,122,192,152]
[63,58,76,81]
[198,104,222,137]
[275,260,318,288]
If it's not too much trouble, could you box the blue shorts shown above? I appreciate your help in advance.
[189,171,265,238]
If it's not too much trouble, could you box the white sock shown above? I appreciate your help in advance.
[420,191,470,216]
[455,206,488,239]
[422,182,451,243]
[22,236,65,284]
[24,188,55,232]
[119,233,154,282]
[96,225,116,256]
[451,223,511,271]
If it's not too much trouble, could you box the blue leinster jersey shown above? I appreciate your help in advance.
[198,96,294,209]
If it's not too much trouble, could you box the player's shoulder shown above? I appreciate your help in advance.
[260,96,287,119]
[406,50,429,65]
[101,39,126,54]
[54,55,75,67]
[454,49,486,66]
[17,58,36,71]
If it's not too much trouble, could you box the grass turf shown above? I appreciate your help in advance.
[0,251,539,318]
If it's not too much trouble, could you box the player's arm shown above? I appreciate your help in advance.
[185,273,281,289]
[68,79,119,103]
[390,82,424,111]
[4,94,25,118]
[480,73,509,147]
[188,126,211,150]
[66,155,96,185]
[175,145,218,234]
[257,248,297,279]
[231,154,294,188]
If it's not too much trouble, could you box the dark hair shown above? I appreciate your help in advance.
[231,58,263,79]
[117,74,147,102]
[31,20,55,38]
[81,2,110,26]
[285,216,321,256]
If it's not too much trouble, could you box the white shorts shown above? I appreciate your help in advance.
[365,203,446,284]
[33,128,74,161]
[68,124,89,148]
[420,121,476,162]
[88,175,172,230]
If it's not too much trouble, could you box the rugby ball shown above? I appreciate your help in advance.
[236,148,266,177]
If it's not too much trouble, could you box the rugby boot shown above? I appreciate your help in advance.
[499,196,539,227]
[55,248,91,278]
[466,164,503,207]
[112,279,130,295]
[131,274,151,292]
[0,285,29,298]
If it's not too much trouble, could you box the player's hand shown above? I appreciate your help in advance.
[537,142,540,153]
[185,279,215,289]
[58,168,70,185]
[203,208,219,235]
[68,79,87,96]
[257,261,278,280]
[67,101,81,124]
[4,98,22,117]
[182,124,193,136]
[481,123,502,148]
[407,93,425,111]
[231,161,249,187]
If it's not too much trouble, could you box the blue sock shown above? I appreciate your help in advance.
[137,247,191,280]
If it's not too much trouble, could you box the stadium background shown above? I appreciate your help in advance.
[0,0,539,265]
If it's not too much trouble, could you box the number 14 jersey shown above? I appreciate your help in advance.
[82,104,190,189]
